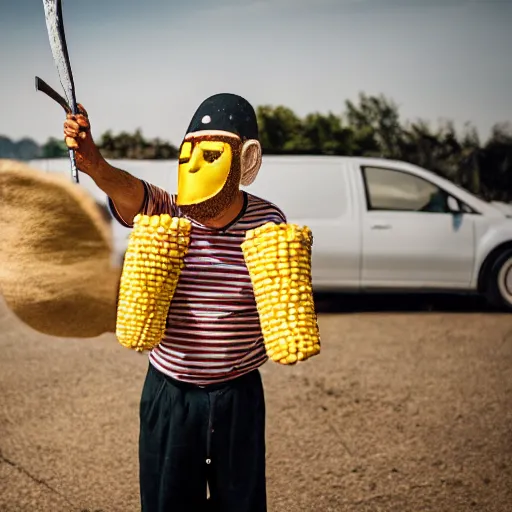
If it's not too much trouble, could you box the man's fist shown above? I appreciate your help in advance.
[63,103,90,148]
[63,104,102,173]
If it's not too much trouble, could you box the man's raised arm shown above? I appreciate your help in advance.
[63,104,145,225]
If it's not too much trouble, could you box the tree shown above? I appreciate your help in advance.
[15,138,42,160]
[96,129,178,160]
[41,137,68,158]
[302,112,357,155]
[345,93,403,158]
[2,91,511,202]
[0,135,17,159]
[0,136,41,160]
[478,123,512,201]
[257,106,306,153]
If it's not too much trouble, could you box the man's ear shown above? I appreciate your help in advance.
[240,139,262,186]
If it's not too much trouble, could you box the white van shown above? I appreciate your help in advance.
[245,155,512,309]
[32,155,512,309]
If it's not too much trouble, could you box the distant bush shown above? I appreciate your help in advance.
[2,91,511,200]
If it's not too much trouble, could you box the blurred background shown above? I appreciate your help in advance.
[1,0,511,204]
[1,1,512,511]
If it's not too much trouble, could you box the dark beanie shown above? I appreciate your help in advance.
[186,93,259,141]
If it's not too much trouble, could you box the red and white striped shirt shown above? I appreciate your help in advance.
[109,181,287,385]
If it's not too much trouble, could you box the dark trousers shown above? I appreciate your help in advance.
[139,363,267,512]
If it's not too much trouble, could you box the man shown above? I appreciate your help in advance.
[63,93,286,512]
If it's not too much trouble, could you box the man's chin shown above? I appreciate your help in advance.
[179,166,241,224]
[180,192,230,224]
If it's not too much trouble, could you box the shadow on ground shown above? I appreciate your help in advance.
[314,292,503,314]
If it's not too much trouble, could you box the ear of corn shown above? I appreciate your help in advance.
[116,214,191,352]
[242,222,321,365]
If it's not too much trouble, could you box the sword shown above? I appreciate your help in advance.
[38,0,79,183]
[35,76,71,114]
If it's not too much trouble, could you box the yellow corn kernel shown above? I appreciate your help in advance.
[241,222,321,365]
[116,214,191,352]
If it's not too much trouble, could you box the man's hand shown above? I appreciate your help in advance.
[63,103,145,224]
[63,104,104,175]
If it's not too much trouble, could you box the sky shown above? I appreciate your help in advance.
[0,0,511,146]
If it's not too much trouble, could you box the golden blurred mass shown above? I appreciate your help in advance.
[0,159,120,338]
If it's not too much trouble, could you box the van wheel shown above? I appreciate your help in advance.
[485,249,512,310]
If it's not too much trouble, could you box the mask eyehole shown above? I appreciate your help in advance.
[203,150,222,163]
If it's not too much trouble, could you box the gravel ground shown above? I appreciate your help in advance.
[1,294,511,512]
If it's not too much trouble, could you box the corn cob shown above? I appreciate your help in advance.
[242,222,321,365]
[116,214,191,352]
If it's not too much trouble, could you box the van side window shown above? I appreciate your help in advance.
[362,166,450,213]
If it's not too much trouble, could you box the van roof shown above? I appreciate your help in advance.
[260,154,418,170]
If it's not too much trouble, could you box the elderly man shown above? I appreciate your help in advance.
[64,94,286,512]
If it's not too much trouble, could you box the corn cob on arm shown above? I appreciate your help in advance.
[116,214,191,352]
[242,222,320,365]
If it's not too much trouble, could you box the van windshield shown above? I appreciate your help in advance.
[448,180,490,203]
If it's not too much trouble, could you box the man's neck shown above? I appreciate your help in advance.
[203,190,245,229]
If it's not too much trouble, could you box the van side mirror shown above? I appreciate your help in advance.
[447,196,461,213]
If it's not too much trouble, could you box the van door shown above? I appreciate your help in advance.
[359,165,475,289]
[244,157,361,289]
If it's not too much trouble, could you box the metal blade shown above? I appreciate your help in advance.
[41,0,79,182]
[42,0,77,113]
[35,76,71,114]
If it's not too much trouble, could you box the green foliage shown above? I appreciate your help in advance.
[97,129,179,160]
[257,94,512,202]
[0,136,41,160]
[257,106,305,153]
[41,137,68,158]
[1,92,510,201]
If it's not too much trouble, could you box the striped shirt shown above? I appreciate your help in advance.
[108,181,287,385]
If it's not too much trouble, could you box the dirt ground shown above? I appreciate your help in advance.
[1,293,511,512]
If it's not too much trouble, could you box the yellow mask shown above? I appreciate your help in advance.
[176,140,233,205]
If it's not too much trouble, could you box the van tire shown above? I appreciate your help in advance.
[484,249,512,310]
